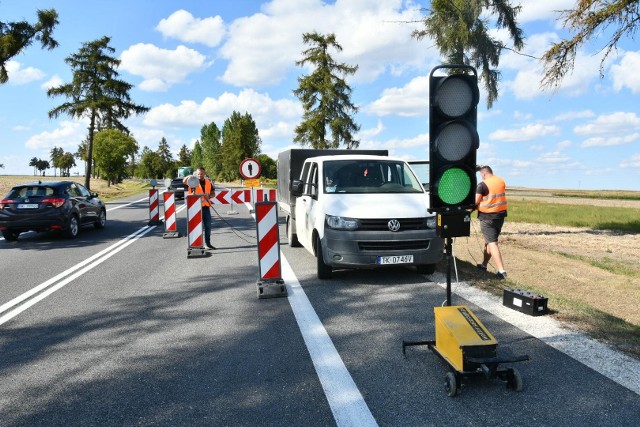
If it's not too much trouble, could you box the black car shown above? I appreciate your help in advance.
[168,177,189,199]
[0,181,106,241]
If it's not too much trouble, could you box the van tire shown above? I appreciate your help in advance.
[315,234,332,279]
[287,216,300,247]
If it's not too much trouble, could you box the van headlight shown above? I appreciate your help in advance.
[326,215,359,230]
[426,216,437,229]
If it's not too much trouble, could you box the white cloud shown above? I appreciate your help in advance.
[25,121,86,150]
[366,75,429,117]
[5,61,46,85]
[40,75,64,90]
[219,0,428,87]
[553,110,596,122]
[574,112,640,147]
[156,10,226,47]
[143,89,302,145]
[620,154,640,169]
[120,43,210,91]
[516,0,576,24]
[358,119,386,138]
[489,123,562,142]
[581,133,640,148]
[611,51,640,94]
[537,151,570,163]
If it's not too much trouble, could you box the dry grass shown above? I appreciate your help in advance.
[0,175,148,201]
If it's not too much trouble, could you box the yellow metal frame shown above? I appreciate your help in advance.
[434,305,497,372]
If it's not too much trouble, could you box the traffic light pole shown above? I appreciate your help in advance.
[445,237,453,306]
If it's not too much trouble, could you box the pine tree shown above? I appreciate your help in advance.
[47,36,149,189]
[293,32,360,149]
[413,0,524,108]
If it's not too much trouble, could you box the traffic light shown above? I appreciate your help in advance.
[429,65,479,214]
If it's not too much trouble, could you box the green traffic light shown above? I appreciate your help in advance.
[438,168,471,205]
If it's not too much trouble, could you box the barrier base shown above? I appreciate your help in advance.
[257,279,287,299]
[163,231,180,238]
[148,219,164,226]
[187,247,207,258]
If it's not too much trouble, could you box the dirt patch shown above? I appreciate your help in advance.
[454,220,640,326]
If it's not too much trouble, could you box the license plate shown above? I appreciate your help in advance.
[17,204,39,209]
[377,255,414,265]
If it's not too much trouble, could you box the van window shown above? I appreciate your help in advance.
[322,159,423,194]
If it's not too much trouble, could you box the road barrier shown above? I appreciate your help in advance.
[148,189,163,226]
[255,200,286,299]
[186,194,206,258]
[163,191,180,238]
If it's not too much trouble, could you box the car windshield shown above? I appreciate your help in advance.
[323,159,424,194]
[8,186,55,198]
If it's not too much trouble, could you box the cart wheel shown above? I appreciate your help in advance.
[445,372,458,397]
[508,368,523,392]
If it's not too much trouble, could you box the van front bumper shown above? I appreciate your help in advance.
[322,227,444,268]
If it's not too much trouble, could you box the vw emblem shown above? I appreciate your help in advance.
[388,219,401,232]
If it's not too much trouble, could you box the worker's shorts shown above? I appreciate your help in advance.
[480,217,504,244]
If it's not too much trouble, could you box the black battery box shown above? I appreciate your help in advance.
[503,288,548,316]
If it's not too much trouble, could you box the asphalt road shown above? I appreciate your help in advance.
[1,190,639,426]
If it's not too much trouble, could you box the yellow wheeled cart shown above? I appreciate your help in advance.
[403,305,529,397]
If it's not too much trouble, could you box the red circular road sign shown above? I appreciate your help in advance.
[239,158,262,179]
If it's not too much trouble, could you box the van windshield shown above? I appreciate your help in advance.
[323,159,424,194]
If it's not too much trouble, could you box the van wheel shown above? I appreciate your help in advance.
[315,235,332,279]
[287,216,300,247]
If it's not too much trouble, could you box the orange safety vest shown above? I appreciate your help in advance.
[478,175,507,213]
[188,179,214,207]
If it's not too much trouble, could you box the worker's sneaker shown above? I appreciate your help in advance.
[206,243,216,250]
[476,263,487,271]
[496,271,507,280]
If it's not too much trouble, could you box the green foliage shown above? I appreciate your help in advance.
[256,154,276,179]
[219,112,261,181]
[47,36,148,189]
[293,32,360,149]
[191,141,203,171]
[156,137,174,177]
[135,147,163,179]
[413,0,524,108]
[94,129,138,185]
[0,9,59,84]
[508,199,640,232]
[542,0,640,89]
[200,122,222,177]
[177,144,192,167]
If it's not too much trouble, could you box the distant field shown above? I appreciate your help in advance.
[0,175,149,201]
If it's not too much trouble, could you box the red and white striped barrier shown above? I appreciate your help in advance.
[186,194,206,257]
[254,188,276,203]
[255,200,286,298]
[163,191,180,238]
[148,189,163,226]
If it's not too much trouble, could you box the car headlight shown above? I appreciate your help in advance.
[426,216,437,229]
[325,215,359,230]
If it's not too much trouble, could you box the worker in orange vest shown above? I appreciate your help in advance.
[183,166,216,250]
[475,165,508,279]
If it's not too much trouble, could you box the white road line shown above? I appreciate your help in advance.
[281,256,378,427]
[246,200,376,426]
[106,196,148,211]
[0,225,156,326]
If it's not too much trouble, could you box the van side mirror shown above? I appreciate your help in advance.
[291,180,304,197]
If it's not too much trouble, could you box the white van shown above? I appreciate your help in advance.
[289,154,444,279]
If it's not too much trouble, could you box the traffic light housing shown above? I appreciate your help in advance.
[429,65,479,215]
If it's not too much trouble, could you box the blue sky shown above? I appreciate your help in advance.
[1,0,639,191]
